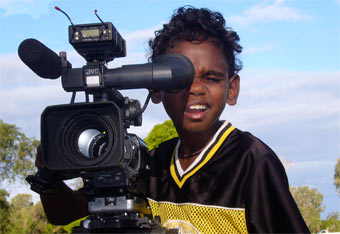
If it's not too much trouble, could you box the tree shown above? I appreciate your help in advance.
[290,186,325,233]
[335,158,340,196]
[0,189,10,233]
[6,194,65,234]
[321,212,340,232]
[30,201,66,233]
[144,120,178,150]
[7,194,34,234]
[0,119,39,183]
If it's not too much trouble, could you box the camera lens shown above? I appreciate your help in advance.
[56,112,122,169]
[78,129,108,158]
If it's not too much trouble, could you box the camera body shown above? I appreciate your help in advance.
[39,22,143,177]
[22,18,193,233]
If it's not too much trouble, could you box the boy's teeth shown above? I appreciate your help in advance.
[189,105,207,110]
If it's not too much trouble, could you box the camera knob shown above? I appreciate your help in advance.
[123,98,142,127]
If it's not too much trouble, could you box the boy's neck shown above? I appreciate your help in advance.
[177,120,223,169]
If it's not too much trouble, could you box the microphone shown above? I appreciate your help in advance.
[18,38,67,79]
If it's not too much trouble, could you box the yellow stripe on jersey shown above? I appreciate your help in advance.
[148,198,248,234]
[170,125,235,188]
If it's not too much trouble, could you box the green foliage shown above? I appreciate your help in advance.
[7,194,34,234]
[4,193,66,234]
[321,212,340,232]
[63,216,88,234]
[0,189,10,233]
[290,186,325,233]
[144,120,178,150]
[334,158,340,197]
[0,119,40,183]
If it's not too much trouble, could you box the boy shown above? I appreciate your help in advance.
[37,6,309,233]
[146,6,309,233]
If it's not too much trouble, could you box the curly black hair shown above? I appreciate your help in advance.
[148,6,242,78]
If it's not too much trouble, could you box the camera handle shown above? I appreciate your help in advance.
[26,167,62,194]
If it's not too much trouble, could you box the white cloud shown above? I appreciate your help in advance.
[279,156,295,170]
[280,157,335,173]
[223,69,340,129]
[119,24,163,62]
[0,0,34,7]
[288,160,335,171]
[285,159,337,194]
[243,44,275,55]
[0,0,54,19]
[123,25,160,47]
[1,179,40,203]
[228,0,312,26]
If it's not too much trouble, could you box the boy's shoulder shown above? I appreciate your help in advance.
[225,127,285,174]
[151,137,178,155]
[157,136,179,149]
[203,126,284,171]
[228,127,278,158]
[150,137,179,160]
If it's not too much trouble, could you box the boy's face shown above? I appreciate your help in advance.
[152,40,240,135]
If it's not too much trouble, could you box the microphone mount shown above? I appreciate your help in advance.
[56,6,126,63]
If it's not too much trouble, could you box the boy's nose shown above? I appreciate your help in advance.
[189,77,206,96]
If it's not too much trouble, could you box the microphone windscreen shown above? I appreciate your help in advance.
[18,38,62,79]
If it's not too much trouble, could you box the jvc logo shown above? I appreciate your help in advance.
[85,68,100,75]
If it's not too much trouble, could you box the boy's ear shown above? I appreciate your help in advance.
[227,74,240,106]
[151,91,162,104]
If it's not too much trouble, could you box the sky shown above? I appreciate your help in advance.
[0,0,339,218]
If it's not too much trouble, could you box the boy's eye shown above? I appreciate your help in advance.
[202,70,226,84]
[204,76,221,83]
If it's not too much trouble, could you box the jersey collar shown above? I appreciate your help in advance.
[170,121,235,188]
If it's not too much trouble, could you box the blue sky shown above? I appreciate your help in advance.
[0,0,339,218]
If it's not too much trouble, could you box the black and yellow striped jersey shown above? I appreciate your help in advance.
[147,121,309,233]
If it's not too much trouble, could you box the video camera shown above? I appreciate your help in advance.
[20,8,194,233]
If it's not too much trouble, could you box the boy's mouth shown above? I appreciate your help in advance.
[186,104,208,112]
[185,104,209,120]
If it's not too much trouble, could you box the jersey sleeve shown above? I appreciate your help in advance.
[245,153,310,233]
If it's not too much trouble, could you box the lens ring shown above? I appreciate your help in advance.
[88,131,108,158]
[56,112,120,168]
[77,129,107,158]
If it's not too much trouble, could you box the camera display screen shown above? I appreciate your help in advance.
[81,28,100,38]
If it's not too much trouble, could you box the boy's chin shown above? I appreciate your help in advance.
[181,120,221,134]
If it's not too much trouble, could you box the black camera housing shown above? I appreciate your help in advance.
[40,102,124,175]
[69,22,126,62]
